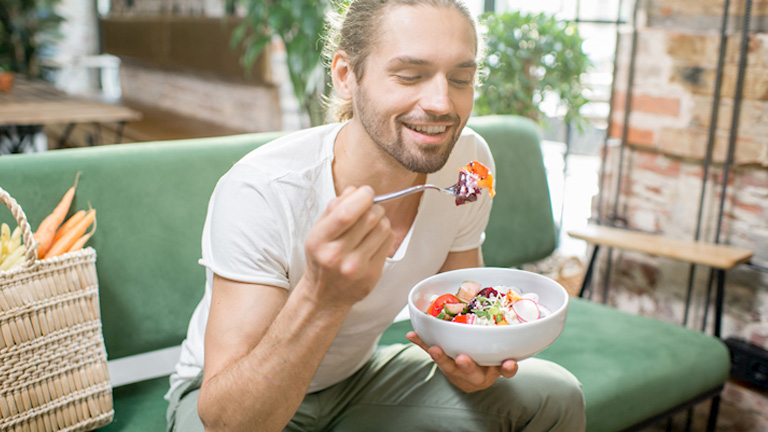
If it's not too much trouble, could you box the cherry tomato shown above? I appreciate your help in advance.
[463,161,496,197]
[427,294,461,317]
[452,314,476,325]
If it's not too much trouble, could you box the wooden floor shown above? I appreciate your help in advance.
[44,99,246,149]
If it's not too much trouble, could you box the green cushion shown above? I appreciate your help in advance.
[96,376,169,431]
[538,297,729,432]
[380,297,730,432]
[537,298,730,432]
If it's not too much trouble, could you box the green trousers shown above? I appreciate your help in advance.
[167,344,585,431]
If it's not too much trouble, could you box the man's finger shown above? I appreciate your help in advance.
[324,186,357,213]
[316,186,375,239]
[500,359,518,378]
[406,333,453,368]
[406,331,428,351]
[342,203,388,253]
[454,354,492,381]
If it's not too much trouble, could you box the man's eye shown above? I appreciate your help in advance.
[450,76,474,86]
[396,75,420,82]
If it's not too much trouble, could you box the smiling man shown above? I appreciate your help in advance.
[165,1,585,431]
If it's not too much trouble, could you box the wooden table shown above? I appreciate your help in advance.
[568,224,754,337]
[0,76,142,153]
[569,224,754,270]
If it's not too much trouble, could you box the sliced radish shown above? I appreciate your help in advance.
[538,304,552,317]
[456,280,482,302]
[511,299,540,322]
[522,292,540,303]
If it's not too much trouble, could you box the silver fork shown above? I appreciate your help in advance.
[373,183,459,203]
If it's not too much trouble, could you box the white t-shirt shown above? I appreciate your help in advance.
[168,122,495,397]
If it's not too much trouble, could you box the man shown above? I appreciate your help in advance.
[166,1,586,430]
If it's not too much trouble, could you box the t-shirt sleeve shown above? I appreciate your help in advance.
[449,132,495,252]
[199,164,291,290]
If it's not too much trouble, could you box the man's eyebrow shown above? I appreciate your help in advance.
[388,56,429,66]
[388,56,477,68]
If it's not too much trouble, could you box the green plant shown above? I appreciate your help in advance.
[0,0,64,77]
[475,11,592,130]
[227,0,331,126]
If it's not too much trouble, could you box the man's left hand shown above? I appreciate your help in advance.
[406,331,518,393]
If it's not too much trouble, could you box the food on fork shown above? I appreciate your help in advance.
[454,161,495,205]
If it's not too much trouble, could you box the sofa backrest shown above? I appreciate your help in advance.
[0,115,554,360]
[0,132,283,359]
[471,115,556,267]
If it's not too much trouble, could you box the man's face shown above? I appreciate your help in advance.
[352,5,477,174]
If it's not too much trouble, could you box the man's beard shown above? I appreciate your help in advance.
[353,86,464,174]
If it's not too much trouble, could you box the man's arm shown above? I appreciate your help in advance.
[197,275,352,432]
[197,186,394,432]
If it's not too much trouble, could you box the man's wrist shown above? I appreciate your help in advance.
[290,276,354,321]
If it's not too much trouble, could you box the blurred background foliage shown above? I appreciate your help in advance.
[225,3,591,129]
[226,0,331,126]
[475,11,592,130]
[0,0,63,76]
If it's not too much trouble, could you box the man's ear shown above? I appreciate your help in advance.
[331,51,354,101]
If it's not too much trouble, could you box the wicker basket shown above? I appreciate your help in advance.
[0,187,113,431]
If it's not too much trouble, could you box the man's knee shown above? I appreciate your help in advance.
[515,359,585,431]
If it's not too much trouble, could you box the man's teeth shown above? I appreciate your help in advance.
[407,124,447,135]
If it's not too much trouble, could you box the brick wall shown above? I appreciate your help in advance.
[598,0,768,425]
[602,0,768,335]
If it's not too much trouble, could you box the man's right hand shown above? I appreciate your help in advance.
[303,185,394,308]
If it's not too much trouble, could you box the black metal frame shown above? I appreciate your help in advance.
[0,125,44,154]
[620,388,724,432]
[0,121,127,154]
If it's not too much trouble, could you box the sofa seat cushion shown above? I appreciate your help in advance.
[97,376,169,431]
[536,297,729,432]
[380,297,730,432]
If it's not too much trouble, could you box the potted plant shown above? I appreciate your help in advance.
[0,0,64,79]
[226,0,330,127]
[0,63,13,92]
[474,11,592,130]
[0,21,12,92]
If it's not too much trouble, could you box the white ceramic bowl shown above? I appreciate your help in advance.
[408,267,569,365]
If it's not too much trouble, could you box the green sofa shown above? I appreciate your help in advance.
[0,115,729,431]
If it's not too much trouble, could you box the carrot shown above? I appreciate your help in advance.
[67,217,97,253]
[44,208,95,259]
[33,172,80,258]
[52,210,86,244]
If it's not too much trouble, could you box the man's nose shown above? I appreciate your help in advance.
[420,77,451,114]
